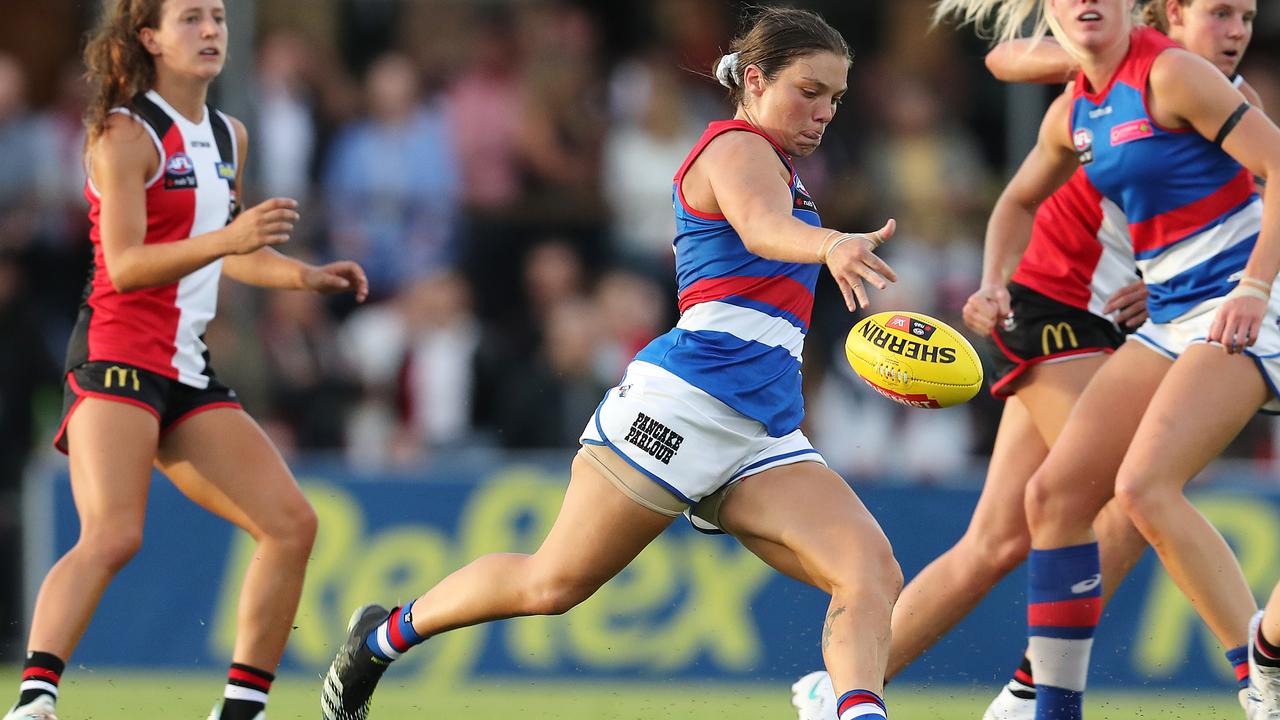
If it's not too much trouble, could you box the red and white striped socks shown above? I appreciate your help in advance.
[220,663,274,720]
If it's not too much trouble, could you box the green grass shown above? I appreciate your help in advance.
[36,671,1239,719]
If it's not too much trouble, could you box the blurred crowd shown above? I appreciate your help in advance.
[4,0,1280,499]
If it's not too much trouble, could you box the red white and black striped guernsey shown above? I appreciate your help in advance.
[67,90,238,389]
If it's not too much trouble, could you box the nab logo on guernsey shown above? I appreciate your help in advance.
[793,177,818,213]
[858,321,956,364]
[164,152,198,190]
[625,412,685,465]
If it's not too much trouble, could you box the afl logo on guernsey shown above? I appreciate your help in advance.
[1073,128,1095,165]
[793,176,817,212]
[164,152,198,190]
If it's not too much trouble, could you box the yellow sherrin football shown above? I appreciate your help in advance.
[845,311,983,409]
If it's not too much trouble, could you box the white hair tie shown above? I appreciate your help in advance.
[715,52,741,88]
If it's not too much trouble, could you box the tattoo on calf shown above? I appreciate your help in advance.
[822,606,846,651]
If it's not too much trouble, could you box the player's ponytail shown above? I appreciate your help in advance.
[1138,0,1170,32]
[715,7,850,108]
[931,0,1049,47]
[932,0,1137,58]
[83,0,165,143]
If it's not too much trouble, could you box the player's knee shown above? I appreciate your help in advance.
[261,497,318,552]
[1113,469,1165,531]
[523,577,596,616]
[1023,469,1079,534]
[80,526,144,572]
[828,534,902,603]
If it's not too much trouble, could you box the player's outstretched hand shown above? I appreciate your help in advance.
[224,198,299,255]
[963,283,1011,336]
[1103,279,1148,328]
[303,261,370,302]
[827,218,897,312]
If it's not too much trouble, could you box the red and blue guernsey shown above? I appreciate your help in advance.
[634,120,821,438]
[1069,27,1261,324]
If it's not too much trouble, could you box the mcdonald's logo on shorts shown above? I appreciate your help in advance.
[1041,322,1079,355]
[104,365,141,392]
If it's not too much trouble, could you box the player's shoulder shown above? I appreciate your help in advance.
[97,111,157,154]
[701,126,776,160]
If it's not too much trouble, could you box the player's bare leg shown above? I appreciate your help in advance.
[1022,342,1169,718]
[887,395,1044,679]
[322,453,676,720]
[14,400,158,718]
[1113,344,1263,650]
[158,406,317,720]
[720,461,901,704]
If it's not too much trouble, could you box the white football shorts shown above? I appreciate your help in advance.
[580,360,826,517]
[1131,292,1280,413]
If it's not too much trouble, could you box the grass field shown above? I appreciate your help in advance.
[38,671,1240,719]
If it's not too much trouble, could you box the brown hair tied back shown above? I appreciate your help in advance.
[82,0,166,142]
[713,6,851,107]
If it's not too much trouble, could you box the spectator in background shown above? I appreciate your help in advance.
[516,3,608,226]
[257,285,359,453]
[506,238,586,355]
[864,71,990,249]
[341,271,480,467]
[448,13,523,213]
[0,54,41,254]
[323,52,459,298]
[494,298,612,449]
[253,31,317,202]
[592,269,666,380]
[603,52,702,278]
[29,62,91,357]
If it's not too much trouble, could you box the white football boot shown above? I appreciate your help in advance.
[982,681,1035,720]
[2,695,57,720]
[1249,610,1280,718]
[790,670,835,720]
[1241,686,1274,720]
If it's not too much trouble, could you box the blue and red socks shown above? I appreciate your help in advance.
[220,663,273,720]
[365,602,425,662]
[16,652,64,708]
[1028,542,1102,720]
[836,689,887,719]
[1227,645,1251,689]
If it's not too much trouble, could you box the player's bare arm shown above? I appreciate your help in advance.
[1151,49,1280,348]
[696,131,896,310]
[219,116,369,300]
[986,37,1076,84]
[964,92,1077,336]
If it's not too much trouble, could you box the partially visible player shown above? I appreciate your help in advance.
[3,2,368,720]
[929,0,1280,718]
[794,3,1263,718]
[322,8,904,720]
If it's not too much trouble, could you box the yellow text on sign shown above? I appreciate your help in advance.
[212,466,775,686]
